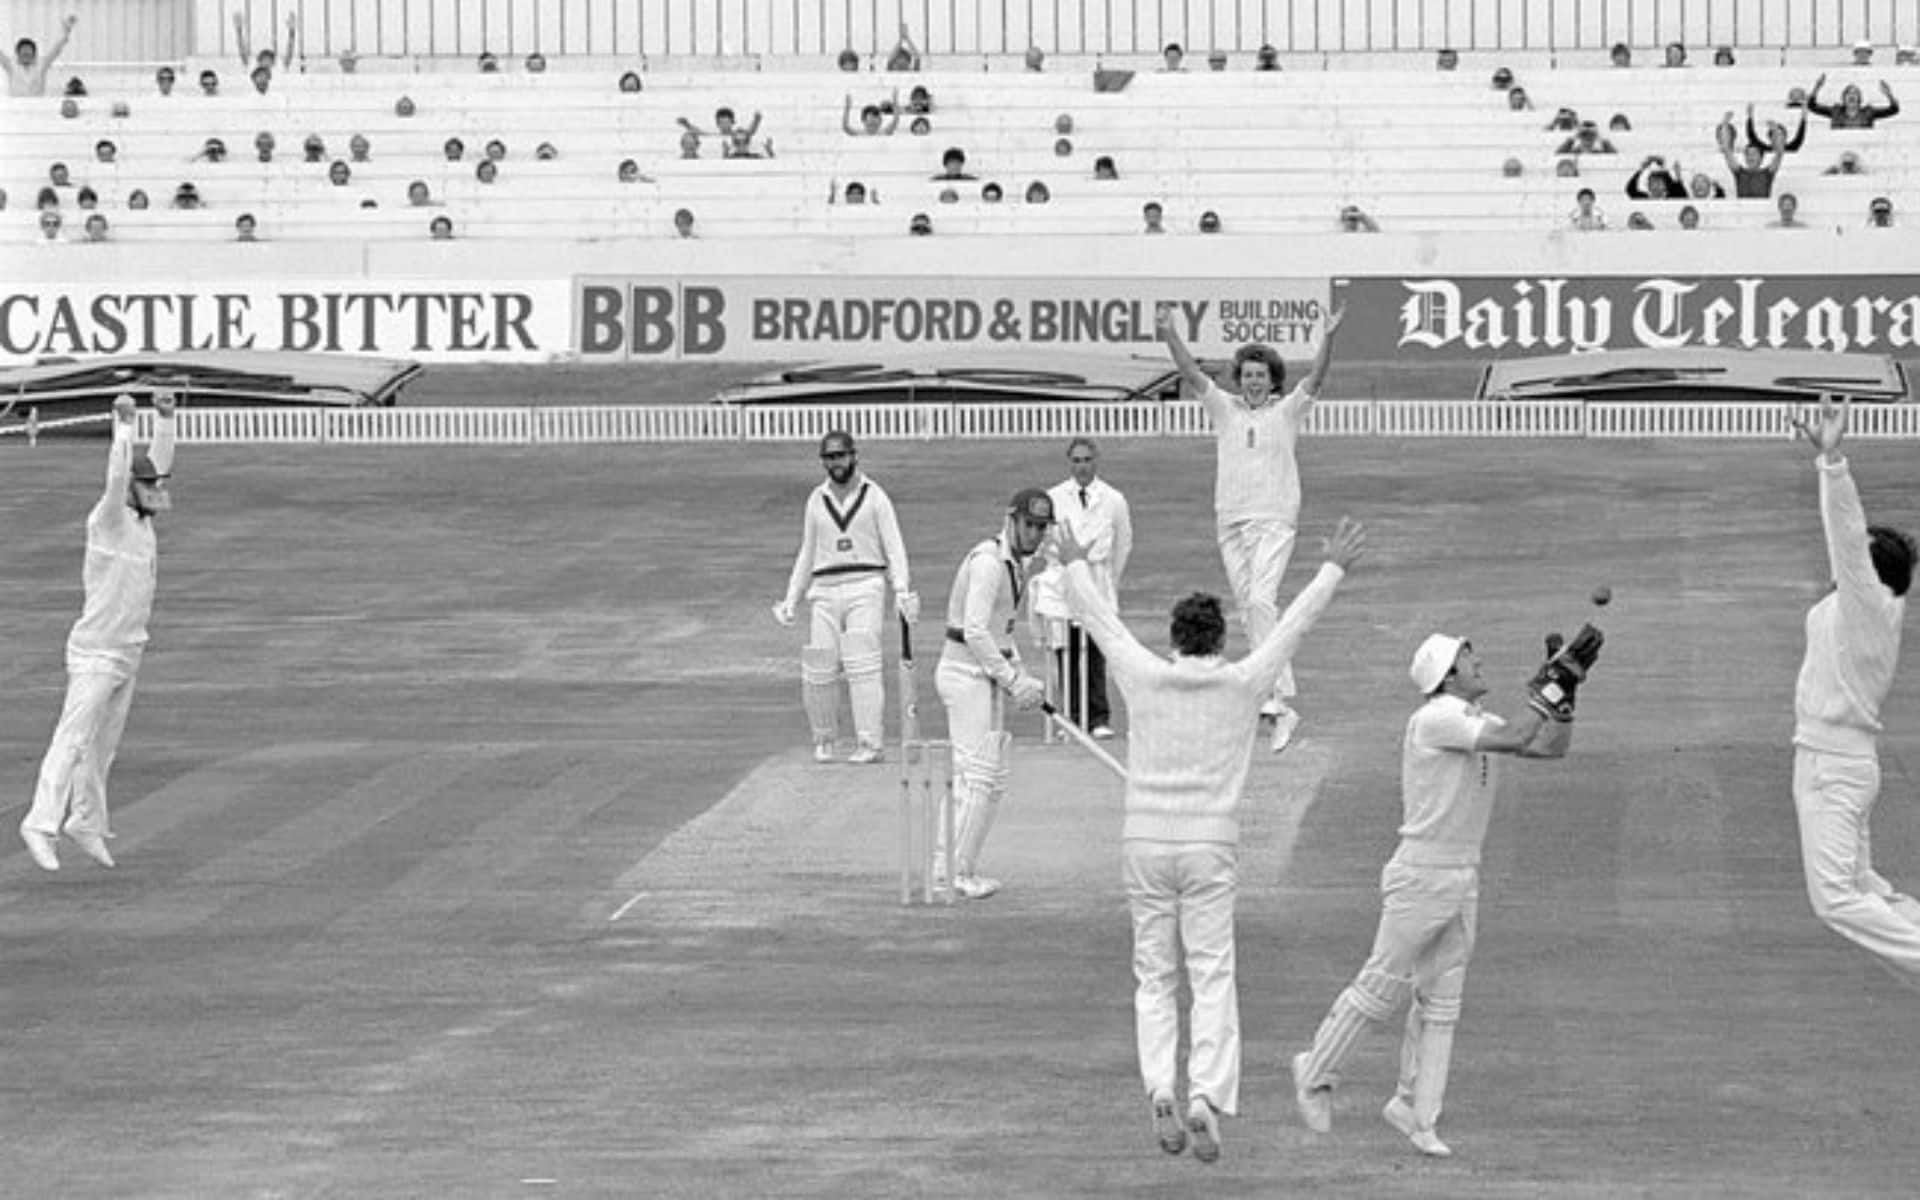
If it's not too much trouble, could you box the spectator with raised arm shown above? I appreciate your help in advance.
[844,91,901,136]
[1807,74,1901,128]
[886,23,922,71]
[4,13,78,97]
[1721,134,1786,198]
[233,8,297,72]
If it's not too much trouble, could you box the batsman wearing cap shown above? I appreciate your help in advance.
[773,431,916,764]
[933,487,1053,900]
[20,391,176,871]
[1291,625,1600,1157]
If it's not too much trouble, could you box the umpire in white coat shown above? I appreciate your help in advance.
[1029,436,1132,737]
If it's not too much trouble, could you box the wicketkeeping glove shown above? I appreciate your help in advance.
[1527,623,1604,722]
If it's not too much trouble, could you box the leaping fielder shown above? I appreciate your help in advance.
[934,487,1053,900]
[20,391,176,872]
[773,430,917,764]
[1291,626,1599,1158]
[1156,302,1345,752]
[1787,395,1919,987]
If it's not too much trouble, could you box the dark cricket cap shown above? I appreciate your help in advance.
[1008,488,1055,524]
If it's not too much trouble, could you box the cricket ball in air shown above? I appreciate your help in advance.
[1592,585,1613,607]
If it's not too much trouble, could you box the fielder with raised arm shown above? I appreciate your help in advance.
[773,430,916,764]
[1058,513,1365,1165]
[20,391,176,871]
[1291,625,1600,1158]
[1787,395,1919,986]
[1157,302,1346,752]
[934,487,1053,900]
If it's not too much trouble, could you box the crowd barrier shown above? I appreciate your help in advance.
[36,399,1910,445]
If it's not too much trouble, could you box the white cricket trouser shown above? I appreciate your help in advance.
[22,651,142,840]
[1216,517,1297,706]
[1124,840,1241,1115]
[1793,748,1920,988]
[807,575,887,746]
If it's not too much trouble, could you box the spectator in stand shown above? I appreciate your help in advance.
[907,85,933,115]
[908,115,932,136]
[1714,46,1737,66]
[1689,172,1727,199]
[1869,196,1894,227]
[1899,46,1919,66]
[1808,75,1901,127]
[443,137,465,162]
[249,64,272,94]
[408,180,436,205]
[1025,46,1045,72]
[155,65,177,95]
[1569,187,1606,230]
[394,96,416,117]
[982,182,1003,202]
[75,185,98,211]
[1507,86,1534,111]
[328,160,352,187]
[475,160,498,185]
[1625,155,1685,200]
[478,51,499,72]
[680,107,762,149]
[1094,156,1119,181]
[1257,44,1280,71]
[679,129,702,159]
[1198,210,1222,233]
[82,212,109,242]
[171,181,202,209]
[1609,112,1633,133]
[1679,204,1702,229]
[1610,42,1632,67]
[1556,121,1618,155]
[198,68,220,96]
[58,96,79,118]
[1546,107,1579,133]
[1490,67,1512,90]
[36,185,59,209]
[1143,201,1166,233]
[1626,211,1654,230]
[0,187,7,210]
[832,180,872,205]
[484,139,507,162]
[525,51,548,73]
[1162,43,1187,72]
[38,209,63,241]
[886,23,922,71]
[937,186,958,204]
[338,49,358,73]
[303,134,326,163]
[430,215,454,239]
[1208,49,1229,71]
[196,137,228,163]
[349,134,371,163]
[1501,157,1524,178]
[619,70,642,93]
[1769,192,1807,228]
[49,162,72,189]
[254,131,275,162]
[1664,42,1688,67]
[932,148,977,181]
[675,208,697,237]
[234,212,258,241]
[1743,102,1808,155]
[1852,42,1875,67]
[1824,150,1866,175]
[233,9,296,72]
[1339,205,1380,232]
[1436,48,1458,71]
[908,211,933,235]
[1025,180,1051,204]
[844,92,900,135]
[837,48,860,72]
[726,126,774,159]
[1721,137,1786,198]
[94,139,116,164]
[535,141,557,161]
[5,14,79,97]
[1054,137,1073,158]
[126,188,148,210]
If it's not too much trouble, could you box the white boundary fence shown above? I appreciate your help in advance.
[36,400,1912,445]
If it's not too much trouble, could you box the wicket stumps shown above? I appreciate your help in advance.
[1044,622,1092,744]
[897,738,955,906]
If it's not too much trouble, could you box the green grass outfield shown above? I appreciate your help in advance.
[4,380,1919,1198]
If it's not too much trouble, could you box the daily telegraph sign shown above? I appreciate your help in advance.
[1334,276,1920,360]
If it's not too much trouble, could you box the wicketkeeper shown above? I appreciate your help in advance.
[1291,624,1601,1157]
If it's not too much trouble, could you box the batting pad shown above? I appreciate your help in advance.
[801,647,842,743]
[841,631,885,746]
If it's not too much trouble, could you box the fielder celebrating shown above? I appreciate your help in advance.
[1291,626,1599,1157]
[20,391,176,871]
[935,487,1054,900]
[773,430,916,764]
[1787,395,1919,985]
[1058,514,1366,1165]
[1157,301,1346,752]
